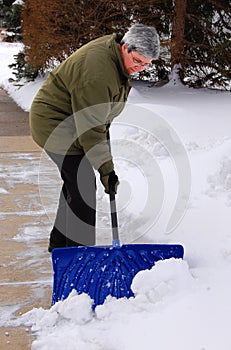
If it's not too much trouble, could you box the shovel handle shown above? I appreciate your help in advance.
[109,189,120,247]
[107,130,120,247]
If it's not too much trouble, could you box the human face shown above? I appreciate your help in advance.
[120,44,152,75]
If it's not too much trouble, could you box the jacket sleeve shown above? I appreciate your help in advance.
[71,79,114,176]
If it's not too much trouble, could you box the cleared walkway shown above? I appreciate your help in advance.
[0,88,52,349]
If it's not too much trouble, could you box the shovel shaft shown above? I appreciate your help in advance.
[107,131,120,247]
[109,190,120,247]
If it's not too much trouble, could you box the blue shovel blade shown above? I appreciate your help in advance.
[52,244,184,307]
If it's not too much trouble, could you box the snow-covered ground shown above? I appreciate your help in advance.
[1,42,231,350]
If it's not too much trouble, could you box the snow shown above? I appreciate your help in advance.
[1,42,231,349]
[12,0,24,5]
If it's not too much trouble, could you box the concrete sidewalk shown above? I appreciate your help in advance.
[0,88,30,137]
[0,89,53,349]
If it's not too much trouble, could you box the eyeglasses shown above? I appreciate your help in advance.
[130,51,151,67]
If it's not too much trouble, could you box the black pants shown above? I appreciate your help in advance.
[46,151,96,250]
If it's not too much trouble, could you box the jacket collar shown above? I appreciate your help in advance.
[109,34,130,80]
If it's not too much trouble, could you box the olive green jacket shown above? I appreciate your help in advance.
[29,34,131,176]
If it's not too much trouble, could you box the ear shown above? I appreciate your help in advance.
[121,43,127,53]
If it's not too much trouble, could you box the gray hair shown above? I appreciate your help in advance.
[121,23,160,60]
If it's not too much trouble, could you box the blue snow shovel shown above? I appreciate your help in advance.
[51,189,184,308]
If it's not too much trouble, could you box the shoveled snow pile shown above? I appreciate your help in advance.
[14,258,231,350]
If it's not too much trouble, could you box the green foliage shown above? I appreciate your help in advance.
[3,0,15,6]
[7,3,22,28]
[8,51,39,83]
[0,1,22,42]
